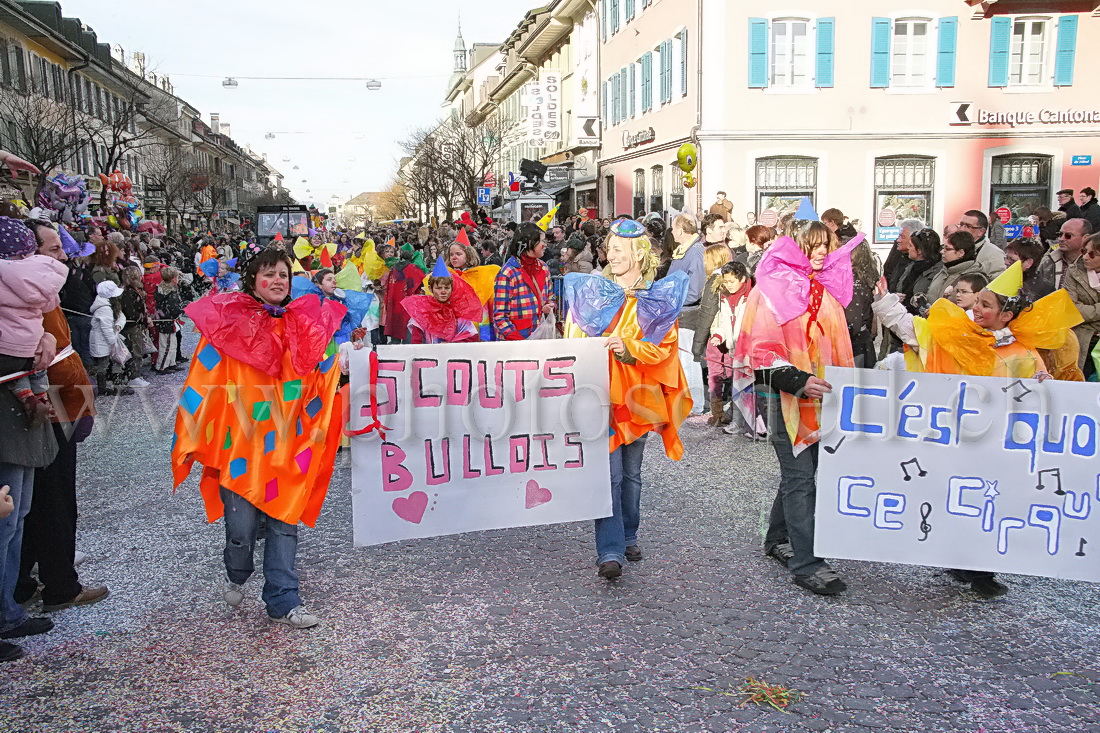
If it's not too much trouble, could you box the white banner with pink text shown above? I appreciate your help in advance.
[348,339,612,546]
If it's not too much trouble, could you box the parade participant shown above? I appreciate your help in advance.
[403,257,482,344]
[291,268,377,348]
[444,231,499,341]
[492,223,554,341]
[563,218,692,579]
[152,268,183,374]
[171,247,346,629]
[199,257,241,295]
[703,261,756,434]
[379,243,427,345]
[693,244,733,424]
[733,217,863,596]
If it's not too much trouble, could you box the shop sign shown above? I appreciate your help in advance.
[1004,225,1023,239]
[877,208,896,227]
[758,209,778,227]
[876,226,901,242]
[1072,155,1093,166]
[622,127,656,150]
[996,207,1012,225]
[524,72,562,148]
[950,102,1100,127]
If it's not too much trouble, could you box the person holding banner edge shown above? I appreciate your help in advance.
[564,218,692,579]
[732,201,863,596]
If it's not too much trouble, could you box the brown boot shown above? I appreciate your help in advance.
[708,398,726,426]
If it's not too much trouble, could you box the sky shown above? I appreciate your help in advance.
[60,0,534,208]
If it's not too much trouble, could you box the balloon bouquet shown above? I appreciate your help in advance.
[97,169,144,232]
[35,173,92,224]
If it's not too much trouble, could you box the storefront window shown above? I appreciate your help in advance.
[990,153,1051,224]
[633,168,645,218]
[605,174,615,216]
[650,165,664,214]
[755,156,816,218]
[873,155,935,243]
[670,167,685,212]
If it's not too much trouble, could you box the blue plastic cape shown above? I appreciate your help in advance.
[563,271,689,343]
[291,275,374,344]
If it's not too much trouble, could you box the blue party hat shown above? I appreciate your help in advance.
[794,197,819,221]
[431,254,450,278]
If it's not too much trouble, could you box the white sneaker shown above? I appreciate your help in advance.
[73,551,87,567]
[272,605,319,629]
[223,581,245,608]
[128,377,150,388]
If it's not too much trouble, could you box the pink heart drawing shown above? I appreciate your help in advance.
[525,480,553,509]
[392,491,429,524]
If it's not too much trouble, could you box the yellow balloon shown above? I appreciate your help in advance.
[676,142,698,173]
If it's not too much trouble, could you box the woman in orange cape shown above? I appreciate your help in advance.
[171,247,346,629]
[563,219,692,580]
[732,217,859,596]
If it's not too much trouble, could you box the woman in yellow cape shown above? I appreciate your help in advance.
[171,247,346,629]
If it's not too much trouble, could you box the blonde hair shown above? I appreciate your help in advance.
[673,214,698,235]
[703,243,732,276]
[601,233,659,283]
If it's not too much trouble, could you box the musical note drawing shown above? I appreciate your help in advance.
[1000,379,1033,403]
[1036,468,1066,496]
[918,503,932,541]
[823,436,846,455]
[1077,538,1088,557]
[900,458,928,481]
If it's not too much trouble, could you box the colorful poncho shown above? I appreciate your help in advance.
[171,292,347,527]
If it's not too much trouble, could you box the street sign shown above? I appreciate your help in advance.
[949,102,972,126]
[877,208,896,227]
[1072,155,1093,166]
[476,187,491,207]
[759,209,778,227]
[996,207,1012,225]
[575,117,600,147]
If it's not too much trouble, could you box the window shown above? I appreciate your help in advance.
[679,30,688,97]
[990,154,1051,225]
[633,168,645,219]
[605,174,616,215]
[659,40,672,103]
[670,167,685,212]
[1010,17,1049,86]
[892,18,931,87]
[873,156,935,243]
[755,156,817,216]
[609,0,620,35]
[625,0,634,22]
[770,18,811,88]
[629,63,636,118]
[650,166,664,213]
[640,53,653,111]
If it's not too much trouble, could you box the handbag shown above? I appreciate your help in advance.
[528,312,560,340]
[141,330,157,355]
[109,334,132,366]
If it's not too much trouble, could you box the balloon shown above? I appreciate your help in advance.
[676,143,698,173]
[107,214,118,228]
[683,172,696,189]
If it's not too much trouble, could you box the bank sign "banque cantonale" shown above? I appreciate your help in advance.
[950,102,1100,127]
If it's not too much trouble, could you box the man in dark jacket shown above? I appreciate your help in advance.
[1077,187,1100,230]
[1057,189,1082,220]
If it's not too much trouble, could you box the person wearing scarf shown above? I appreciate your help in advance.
[402,257,481,344]
[171,247,346,629]
[896,228,941,315]
[732,217,861,597]
[925,230,986,303]
[378,243,427,344]
[492,223,553,340]
[703,261,755,431]
[563,219,692,580]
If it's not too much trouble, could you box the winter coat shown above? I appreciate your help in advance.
[60,262,97,316]
[925,257,986,303]
[561,248,595,274]
[1063,260,1100,368]
[973,237,1006,278]
[1080,198,1100,231]
[89,295,125,359]
[0,254,68,358]
[154,287,183,335]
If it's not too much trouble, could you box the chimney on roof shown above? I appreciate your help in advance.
[210,113,220,135]
[221,123,231,138]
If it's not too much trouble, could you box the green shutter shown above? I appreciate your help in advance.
[870,17,891,88]
[1054,16,1078,87]
[815,18,835,88]
[936,17,958,87]
[629,63,636,117]
[748,18,768,88]
[988,17,1010,87]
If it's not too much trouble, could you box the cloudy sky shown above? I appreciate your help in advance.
[61,0,533,207]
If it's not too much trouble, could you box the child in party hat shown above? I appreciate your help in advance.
[401,256,481,344]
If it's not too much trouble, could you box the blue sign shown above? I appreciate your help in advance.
[876,226,901,242]
[1072,155,1092,166]
[476,187,492,206]
[1003,224,1023,239]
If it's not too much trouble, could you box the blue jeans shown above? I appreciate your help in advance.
[759,394,825,576]
[0,464,34,633]
[595,434,648,566]
[220,487,302,618]
[67,314,92,366]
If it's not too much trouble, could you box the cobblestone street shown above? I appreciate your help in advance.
[5,337,1100,732]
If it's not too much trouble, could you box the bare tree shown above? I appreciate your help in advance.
[0,81,86,198]
[141,142,198,233]
[377,180,410,221]
[188,164,234,227]
[435,114,518,214]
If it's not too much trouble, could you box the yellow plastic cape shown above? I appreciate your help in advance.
[293,238,337,261]
[352,240,387,281]
[334,262,363,292]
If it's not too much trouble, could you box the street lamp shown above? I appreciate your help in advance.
[222,77,238,88]
[265,132,275,140]
[365,79,381,91]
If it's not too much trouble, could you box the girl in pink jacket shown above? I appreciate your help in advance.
[0,217,68,424]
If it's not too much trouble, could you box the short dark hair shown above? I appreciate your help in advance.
[1083,187,1097,199]
[946,230,976,258]
[1004,237,1044,266]
[716,190,726,196]
[955,272,988,293]
[311,268,333,285]
[964,209,989,232]
[910,228,942,262]
[509,222,543,259]
[720,260,749,280]
[241,247,293,305]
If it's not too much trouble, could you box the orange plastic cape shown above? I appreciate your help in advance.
[920,292,1082,378]
[731,286,853,453]
[171,326,343,527]
[565,297,691,460]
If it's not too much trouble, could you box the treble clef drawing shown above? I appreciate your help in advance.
[918,502,932,542]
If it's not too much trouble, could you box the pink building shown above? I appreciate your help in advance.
[598,0,1099,245]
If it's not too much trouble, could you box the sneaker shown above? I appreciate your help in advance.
[0,616,54,639]
[765,542,795,567]
[597,561,622,579]
[971,576,1008,598]
[41,585,109,613]
[625,545,643,562]
[793,566,848,596]
[0,641,23,662]
[128,377,150,388]
[272,606,319,629]
[224,582,245,608]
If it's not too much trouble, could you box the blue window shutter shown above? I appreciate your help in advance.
[602,81,608,122]
[610,0,619,34]
[936,17,958,87]
[625,0,634,22]
[988,16,1010,87]
[610,75,618,125]
[748,18,768,88]
[601,0,607,43]
[630,63,636,117]
[680,30,688,96]
[663,40,673,102]
[642,52,652,110]
[815,18,835,88]
[1054,16,1078,87]
[870,17,891,88]
[620,68,628,120]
